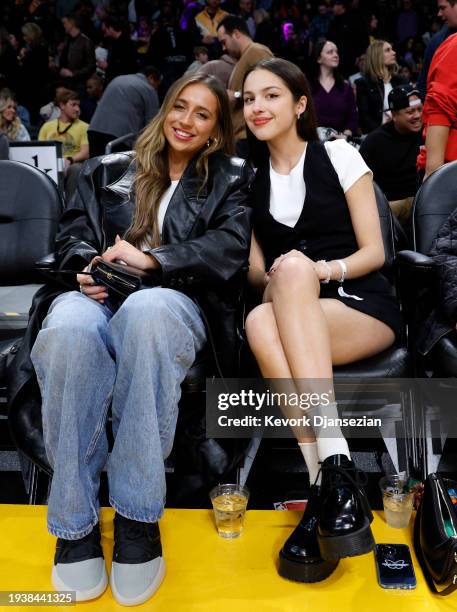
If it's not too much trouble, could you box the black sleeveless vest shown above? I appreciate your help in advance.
[252,140,360,270]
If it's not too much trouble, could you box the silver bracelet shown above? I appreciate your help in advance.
[317,259,332,284]
[335,259,347,283]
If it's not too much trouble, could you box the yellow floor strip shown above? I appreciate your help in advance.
[0,505,456,611]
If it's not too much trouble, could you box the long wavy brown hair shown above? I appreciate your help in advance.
[124,73,234,249]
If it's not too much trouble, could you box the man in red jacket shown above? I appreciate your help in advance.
[418,32,457,179]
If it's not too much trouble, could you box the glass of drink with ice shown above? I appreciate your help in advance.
[379,474,414,529]
[210,483,249,538]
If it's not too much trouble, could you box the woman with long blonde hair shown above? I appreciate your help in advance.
[0,89,30,141]
[355,39,406,133]
[27,72,253,606]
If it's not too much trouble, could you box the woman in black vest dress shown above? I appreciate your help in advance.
[242,58,402,583]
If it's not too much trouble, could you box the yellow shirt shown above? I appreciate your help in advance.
[195,8,228,38]
[38,118,89,157]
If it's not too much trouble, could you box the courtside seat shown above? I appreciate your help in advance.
[0,161,63,382]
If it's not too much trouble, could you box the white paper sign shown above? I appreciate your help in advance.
[9,141,63,185]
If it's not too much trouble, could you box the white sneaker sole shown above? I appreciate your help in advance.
[52,564,108,602]
[110,558,166,606]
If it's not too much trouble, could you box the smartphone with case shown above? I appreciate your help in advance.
[375,544,417,589]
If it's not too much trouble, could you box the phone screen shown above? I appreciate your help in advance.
[375,544,416,589]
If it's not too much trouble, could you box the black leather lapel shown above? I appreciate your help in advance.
[103,155,136,200]
[162,158,208,244]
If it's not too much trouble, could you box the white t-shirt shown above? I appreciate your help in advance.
[158,180,179,236]
[269,140,372,228]
[382,82,393,124]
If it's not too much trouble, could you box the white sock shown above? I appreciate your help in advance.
[314,402,351,462]
[298,441,321,486]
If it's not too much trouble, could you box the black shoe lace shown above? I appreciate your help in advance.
[114,515,161,563]
[56,528,102,564]
[318,462,369,490]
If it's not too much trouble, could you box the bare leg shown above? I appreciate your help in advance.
[246,303,315,443]
[247,257,395,448]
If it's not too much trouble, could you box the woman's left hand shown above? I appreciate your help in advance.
[101,235,159,271]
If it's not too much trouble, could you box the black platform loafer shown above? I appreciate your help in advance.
[278,485,339,582]
[317,454,375,561]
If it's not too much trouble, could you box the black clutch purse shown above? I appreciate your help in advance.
[91,260,159,299]
[414,473,457,595]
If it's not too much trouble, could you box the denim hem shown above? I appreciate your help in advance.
[109,496,164,523]
[47,517,99,540]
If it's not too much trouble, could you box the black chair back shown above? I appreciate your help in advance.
[0,161,63,285]
[373,181,396,283]
[412,161,457,254]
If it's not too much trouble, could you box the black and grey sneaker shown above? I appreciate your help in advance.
[52,523,107,601]
[110,512,165,606]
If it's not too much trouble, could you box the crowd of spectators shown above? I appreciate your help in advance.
[0,0,455,205]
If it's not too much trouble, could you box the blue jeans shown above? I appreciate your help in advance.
[31,288,206,540]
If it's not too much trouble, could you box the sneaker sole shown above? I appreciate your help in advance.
[317,516,375,560]
[110,558,166,606]
[278,551,338,583]
[52,564,108,602]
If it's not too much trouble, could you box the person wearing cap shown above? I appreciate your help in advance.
[417,32,457,179]
[360,84,423,224]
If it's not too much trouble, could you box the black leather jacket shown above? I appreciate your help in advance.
[419,206,457,355]
[7,150,253,471]
[355,74,406,134]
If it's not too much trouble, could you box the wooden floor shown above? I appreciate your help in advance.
[1,505,457,611]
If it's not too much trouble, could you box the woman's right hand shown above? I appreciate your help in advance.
[76,260,108,303]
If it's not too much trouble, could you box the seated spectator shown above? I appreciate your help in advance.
[0,89,30,141]
[253,8,275,51]
[417,32,457,180]
[198,53,236,87]
[88,65,161,157]
[17,22,49,124]
[237,0,256,39]
[327,0,369,78]
[184,46,209,74]
[144,3,192,91]
[38,88,89,199]
[355,40,406,134]
[360,85,423,223]
[278,21,308,73]
[308,3,332,50]
[59,14,96,91]
[40,86,67,123]
[310,40,358,137]
[194,0,228,48]
[80,73,104,123]
[22,72,252,606]
[0,26,19,92]
[100,16,138,83]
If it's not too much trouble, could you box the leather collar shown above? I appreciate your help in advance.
[102,151,211,243]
